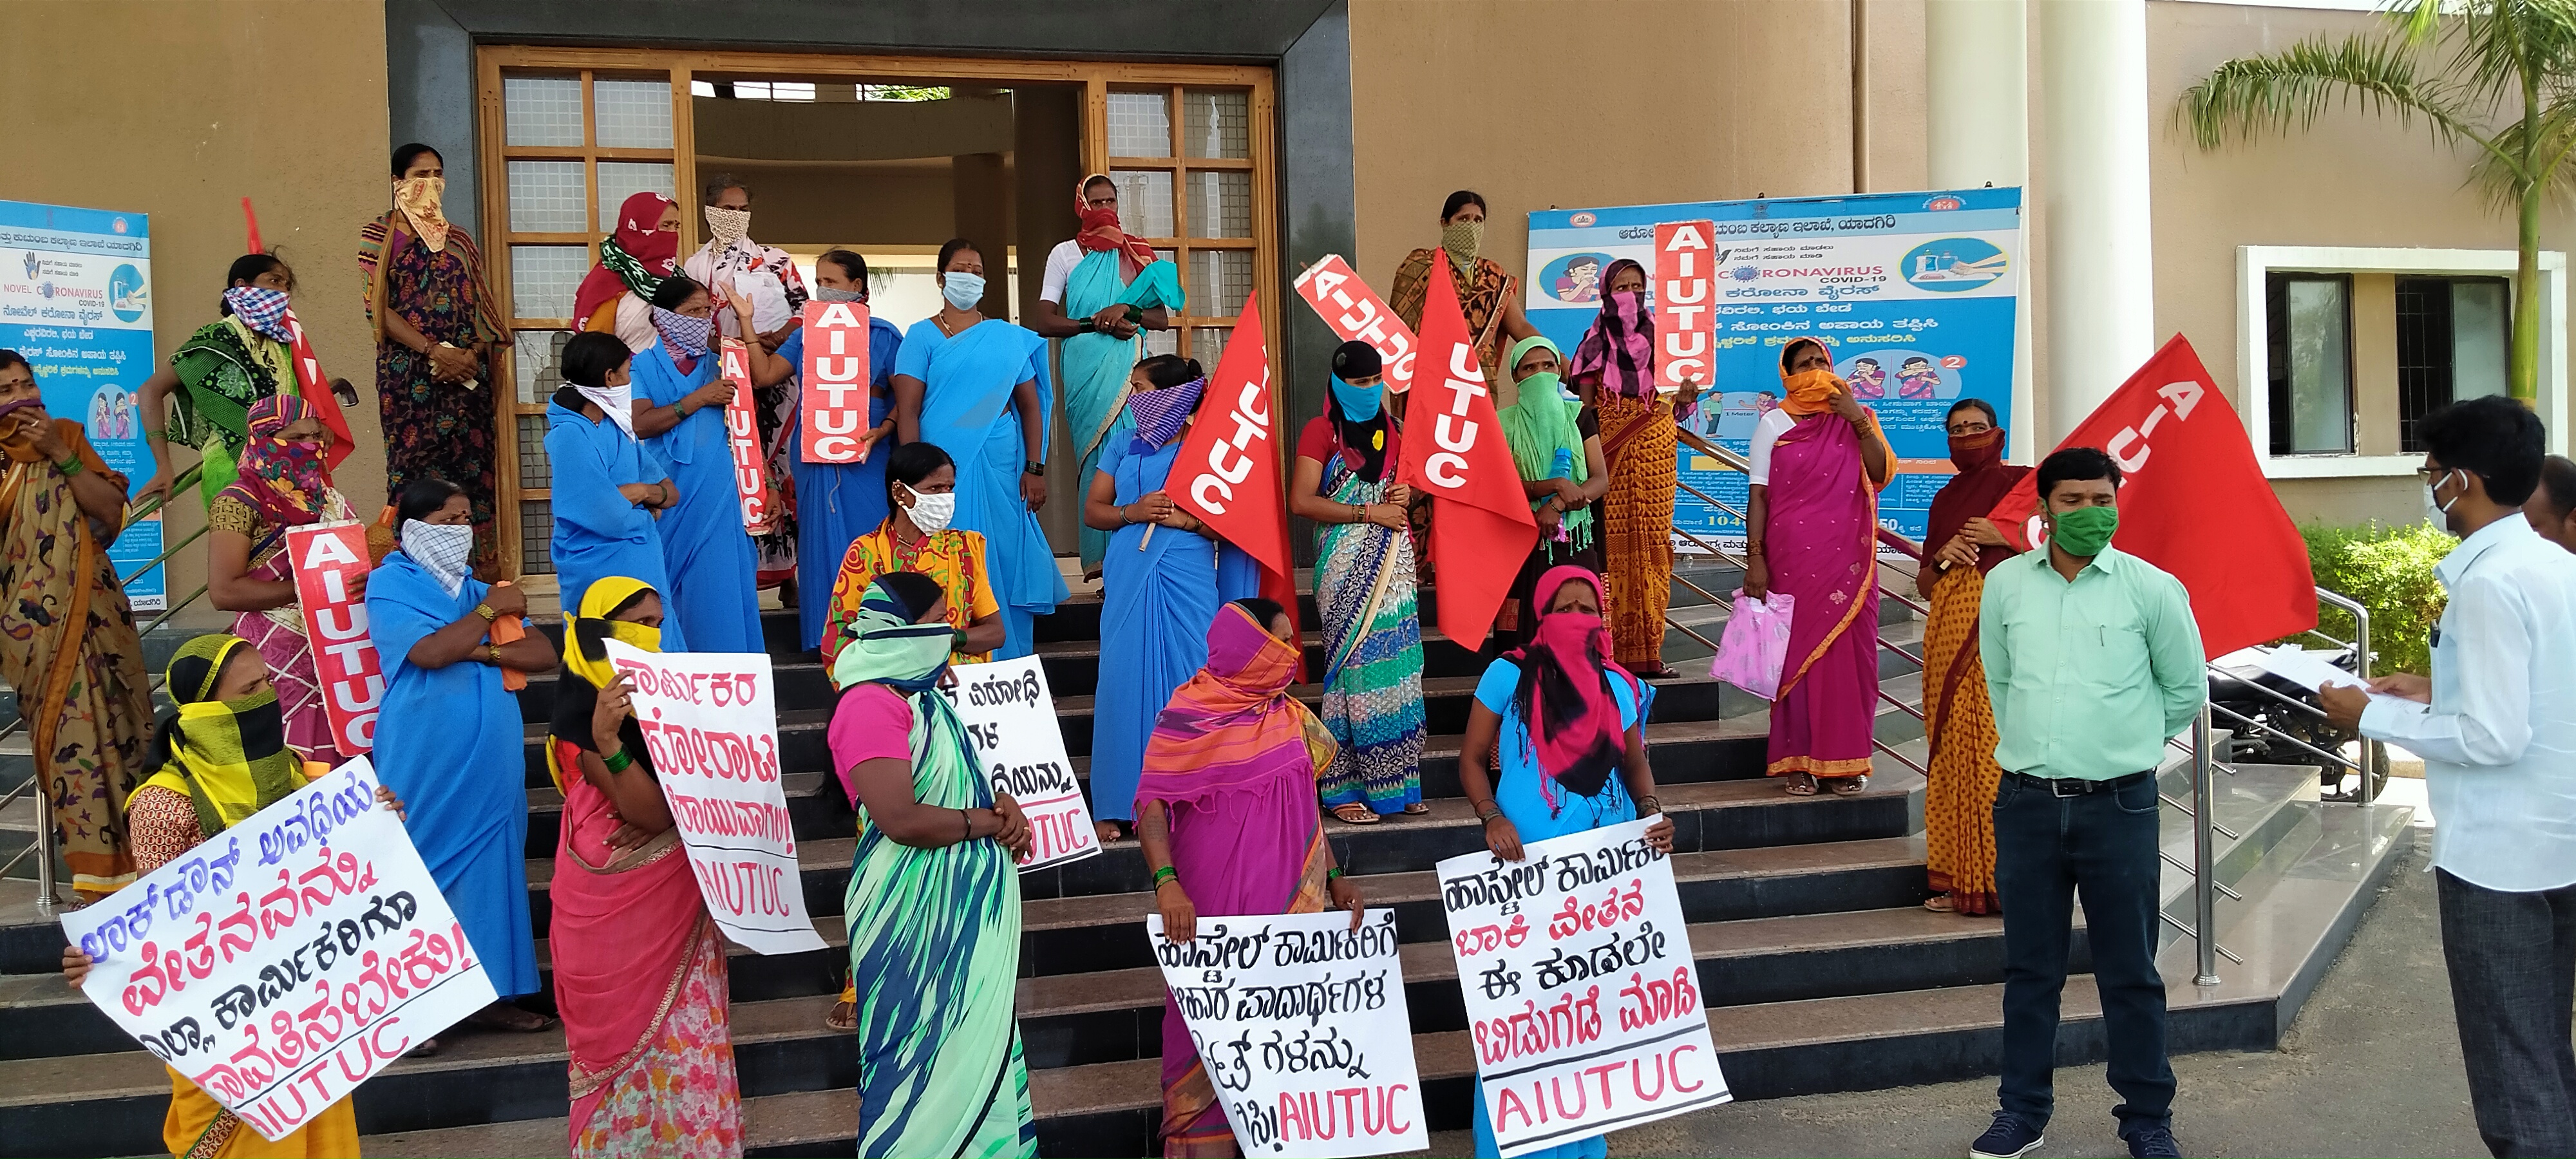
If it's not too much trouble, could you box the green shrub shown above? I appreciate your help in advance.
[2295,520,2455,675]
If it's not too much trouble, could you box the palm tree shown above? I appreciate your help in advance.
[2178,0,2576,404]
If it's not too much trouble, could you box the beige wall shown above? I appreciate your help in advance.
[0,0,388,625]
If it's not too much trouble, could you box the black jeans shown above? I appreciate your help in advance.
[2436,868,2576,1158]
[1993,771,2175,1134]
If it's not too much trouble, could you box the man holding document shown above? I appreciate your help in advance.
[2320,397,2576,1159]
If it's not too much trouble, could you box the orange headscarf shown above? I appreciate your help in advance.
[1776,336,1895,492]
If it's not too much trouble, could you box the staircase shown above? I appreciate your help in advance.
[0,560,2412,1158]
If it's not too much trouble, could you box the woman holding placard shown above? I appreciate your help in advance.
[1139,597,1365,1156]
[203,395,355,769]
[782,249,904,651]
[629,274,790,655]
[542,576,748,1158]
[1081,355,1260,846]
[370,478,559,1036]
[830,572,1037,1158]
[1456,565,1675,1159]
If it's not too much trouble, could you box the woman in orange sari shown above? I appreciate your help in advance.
[1917,399,2025,914]
[0,350,152,900]
[1742,337,1891,795]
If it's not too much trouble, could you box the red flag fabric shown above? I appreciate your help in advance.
[1986,334,2316,658]
[243,198,354,468]
[1396,251,1538,649]
[1170,293,1304,657]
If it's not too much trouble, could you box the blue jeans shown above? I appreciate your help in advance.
[1994,771,2175,1134]
[2435,868,2576,1158]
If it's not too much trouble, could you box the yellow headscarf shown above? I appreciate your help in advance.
[547,577,664,793]
[133,634,307,835]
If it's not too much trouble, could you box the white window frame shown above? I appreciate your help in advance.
[2239,245,2570,478]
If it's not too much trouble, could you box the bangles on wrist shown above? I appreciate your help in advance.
[1152,865,1179,888]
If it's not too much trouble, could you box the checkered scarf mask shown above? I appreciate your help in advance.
[223,286,294,343]
[402,519,477,597]
[652,306,714,359]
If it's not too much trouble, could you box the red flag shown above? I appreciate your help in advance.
[1171,294,1303,655]
[1396,252,1538,649]
[1987,335,2316,657]
[243,198,355,468]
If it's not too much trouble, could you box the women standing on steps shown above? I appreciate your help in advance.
[1032,173,1184,572]
[831,572,1038,1159]
[891,238,1065,661]
[369,477,560,1036]
[546,332,688,652]
[1289,341,1426,825]
[630,274,790,654]
[1492,335,1608,657]
[1743,336,1891,797]
[544,576,746,1158]
[1915,399,2025,916]
[1140,598,1366,1156]
[1567,258,1701,677]
[1083,355,1260,846]
[1456,565,1675,1159]
[135,252,305,508]
[204,396,356,769]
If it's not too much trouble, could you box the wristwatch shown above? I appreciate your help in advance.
[1025,460,1045,476]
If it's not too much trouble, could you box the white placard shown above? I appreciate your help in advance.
[1146,909,1428,1157]
[942,657,1100,872]
[59,757,497,1141]
[1436,818,1730,1156]
[601,641,826,954]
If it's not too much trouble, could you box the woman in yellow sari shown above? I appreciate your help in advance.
[0,350,153,900]
[1917,399,2025,914]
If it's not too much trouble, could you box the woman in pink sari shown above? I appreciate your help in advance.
[205,395,354,768]
[547,576,744,1158]
[1138,598,1365,1156]
[1743,337,1891,795]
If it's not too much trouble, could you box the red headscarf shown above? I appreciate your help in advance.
[573,192,680,328]
[1075,174,1159,272]
[1924,424,2031,575]
[1507,565,1640,813]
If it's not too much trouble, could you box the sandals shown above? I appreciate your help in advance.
[1402,802,1430,815]
[825,1000,857,1032]
[1923,894,1956,914]
[1630,662,1681,680]
[1331,804,1382,825]
[1784,773,1820,796]
[466,1003,558,1033]
[1829,775,1871,796]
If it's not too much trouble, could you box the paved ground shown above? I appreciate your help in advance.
[1426,787,2485,1158]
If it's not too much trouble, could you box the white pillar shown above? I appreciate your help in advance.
[1925,0,2034,459]
[2038,0,2156,444]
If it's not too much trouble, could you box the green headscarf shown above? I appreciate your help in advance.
[1498,334,1593,551]
[830,577,985,808]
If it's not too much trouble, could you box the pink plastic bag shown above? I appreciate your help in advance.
[1709,590,1795,701]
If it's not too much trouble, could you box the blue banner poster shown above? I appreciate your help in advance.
[0,200,162,608]
[1526,187,2022,551]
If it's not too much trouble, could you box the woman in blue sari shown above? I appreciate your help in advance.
[892,238,1066,659]
[546,332,689,651]
[368,477,563,1035]
[1079,355,1258,844]
[1030,175,1184,571]
[781,249,905,651]
[630,275,789,654]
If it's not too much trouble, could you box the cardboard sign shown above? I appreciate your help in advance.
[799,299,874,464]
[60,758,498,1142]
[1292,256,1419,394]
[1437,818,1730,1156]
[943,657,1100,872]
[601,641,826,954]
[1146,910,1428,1158]
[1651,221,1716,391]
[283,522,380,755]
[717,337,773,532]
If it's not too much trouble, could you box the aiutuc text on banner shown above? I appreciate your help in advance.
[1293,256,1419,394]
[285,522,381,755]
[799,299,873,464]
[59,757,498,1142]
[1437,818,1730,1157]
[718,337,773,531]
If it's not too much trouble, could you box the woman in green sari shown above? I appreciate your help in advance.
[135,254,306,507]
[829,570,1037,1158]
[1030,174,1182,570]
[1492,335,1609,655]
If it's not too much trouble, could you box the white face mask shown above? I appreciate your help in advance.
[902,488,957,536]
[2424,469,2463,532]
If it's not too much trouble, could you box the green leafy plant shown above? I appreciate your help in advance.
[2295,520,2456,674]
[2177,0,2576,402]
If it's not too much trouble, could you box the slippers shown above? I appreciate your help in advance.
[1924,894,1955,913]
[1784,773,1819,797]
[1829,775,1871,796]
[466,1004,558,1033]
[1631,662,1681,680]
[1401,802,1431,816]
[825,1001,857,1032]
[1331,804,1382,825]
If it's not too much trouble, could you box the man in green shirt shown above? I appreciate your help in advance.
[1968,447,2204,1159]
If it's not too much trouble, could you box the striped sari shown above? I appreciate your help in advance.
[1313,457,1425,815]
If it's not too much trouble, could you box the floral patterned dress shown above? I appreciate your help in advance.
[366,216,506,566]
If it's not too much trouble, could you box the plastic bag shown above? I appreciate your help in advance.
[1709,590,1795,701]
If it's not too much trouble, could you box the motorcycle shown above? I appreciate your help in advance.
[2205,646,2383,802]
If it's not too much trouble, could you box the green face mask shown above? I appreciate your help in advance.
[2049,504,2119,556]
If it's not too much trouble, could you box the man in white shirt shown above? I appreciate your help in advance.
[2528,454,2575,551]
[2321,396,2576,1159]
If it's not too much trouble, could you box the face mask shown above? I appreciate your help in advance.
[813,286,866,304]
[902,488,957,535]
[705,205,751,248]
[650,306,714,359]
[1331,375,1381,422]
[401,520,477,597]
[2424,469,2463,532]
[1518,370,1565,402]
[1442,218,1484,267]
[223,286,294,343]
[393,176,450,252]
[2049,504,2119,557]
[940,272,985,311]
[574,377,635,440]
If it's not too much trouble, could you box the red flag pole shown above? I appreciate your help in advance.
[242,198,265,254]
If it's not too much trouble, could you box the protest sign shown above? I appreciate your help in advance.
[601,639,825,954]
[1292,256,1419,394]
[1651,220,1717,391]
[59,757,497,1142]
[799,299,873,464]
[942,657,1099,871]
[284,522,380,755]
[1437,818,1728,1157]
[1146,909,1427,1157]
[718,337,773,532]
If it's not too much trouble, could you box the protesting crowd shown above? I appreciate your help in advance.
[7,150,2576,1159]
